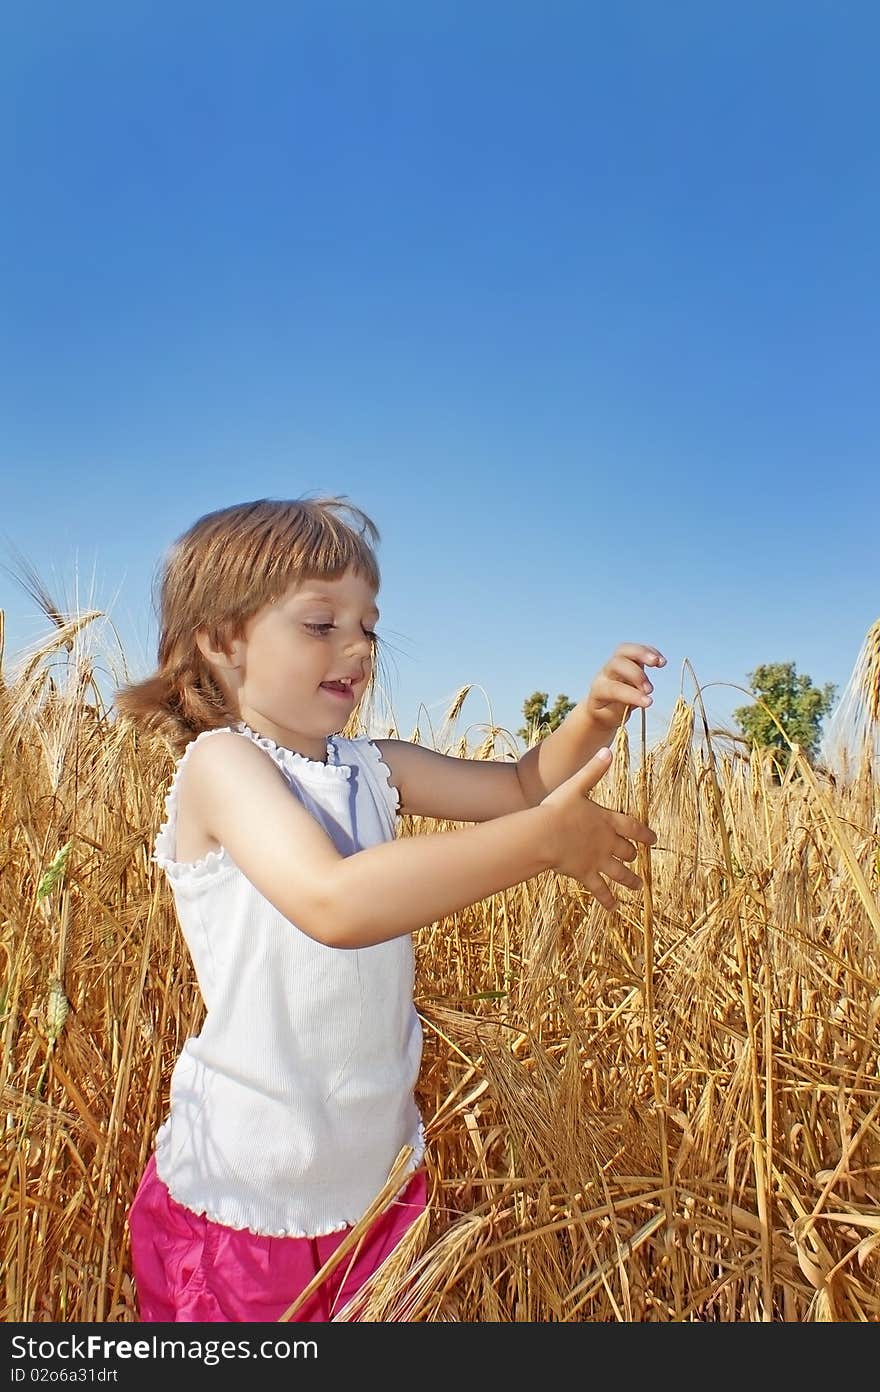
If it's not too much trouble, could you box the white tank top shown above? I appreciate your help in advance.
[151,720,425,1238]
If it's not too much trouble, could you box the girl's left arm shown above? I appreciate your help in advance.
[376,643,665,820]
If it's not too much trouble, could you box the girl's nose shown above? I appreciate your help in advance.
[346,632,373,659]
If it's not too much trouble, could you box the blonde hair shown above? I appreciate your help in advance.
[114,495,383,756]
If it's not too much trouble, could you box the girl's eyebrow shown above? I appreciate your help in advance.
[295,591,380,620]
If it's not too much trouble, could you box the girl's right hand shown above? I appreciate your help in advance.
[539,749,656,909]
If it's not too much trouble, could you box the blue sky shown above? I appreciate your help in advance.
[2,2,877,757]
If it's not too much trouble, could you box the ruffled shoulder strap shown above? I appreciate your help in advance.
[333,735,401,826]
[152,725,245,882]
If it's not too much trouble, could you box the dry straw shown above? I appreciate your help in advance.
[1,591,878,1321]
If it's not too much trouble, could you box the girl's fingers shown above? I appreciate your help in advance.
[608,658,657,692]
[615,815,657,845]
[613,679,652,706]
[586,873,616,910]
[609,861,642,890]
[614,644,666,668]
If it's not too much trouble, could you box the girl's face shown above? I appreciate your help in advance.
[206,568,379,761]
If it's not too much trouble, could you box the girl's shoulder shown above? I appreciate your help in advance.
[171,724,253,779]
[154,726,252,880]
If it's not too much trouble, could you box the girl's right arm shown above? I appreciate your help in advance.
[185,734,652,949]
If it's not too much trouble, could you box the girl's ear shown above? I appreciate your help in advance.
[195,627,242,673]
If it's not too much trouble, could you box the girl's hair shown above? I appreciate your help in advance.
[114,495,382,756]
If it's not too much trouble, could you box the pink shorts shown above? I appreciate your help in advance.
[128,1154,428,1323]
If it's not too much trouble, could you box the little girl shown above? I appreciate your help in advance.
[115,494,663,1323]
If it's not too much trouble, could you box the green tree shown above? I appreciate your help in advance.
[732,661,837,780]
[518,690,575,743]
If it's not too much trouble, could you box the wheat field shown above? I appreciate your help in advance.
[2,607,878,1322]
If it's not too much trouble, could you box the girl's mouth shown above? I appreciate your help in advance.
[320,682,355,701]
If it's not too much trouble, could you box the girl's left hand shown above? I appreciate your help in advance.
[583,644,666,735]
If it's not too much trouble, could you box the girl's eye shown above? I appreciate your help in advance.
[305,622,378,641]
